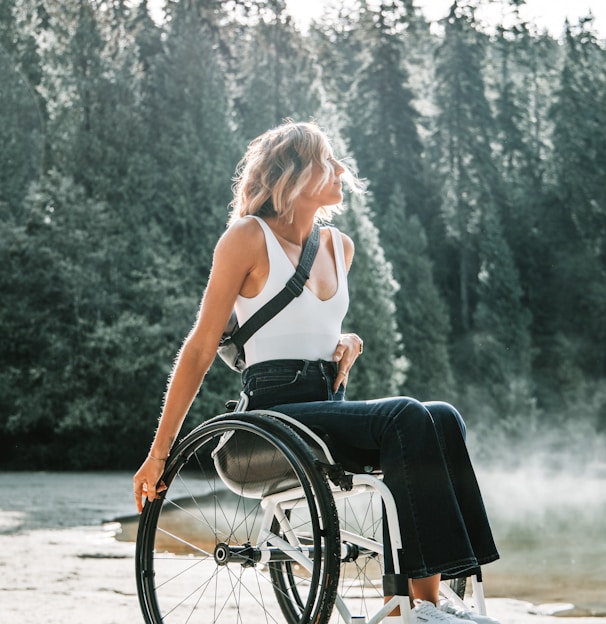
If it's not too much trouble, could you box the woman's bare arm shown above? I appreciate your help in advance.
[133,220,264,511]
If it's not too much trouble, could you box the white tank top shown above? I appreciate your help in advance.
[235,216,349,366]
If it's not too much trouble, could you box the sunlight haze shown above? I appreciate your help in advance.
[284,0,606,36]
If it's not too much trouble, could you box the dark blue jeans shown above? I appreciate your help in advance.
[241,359,499,579]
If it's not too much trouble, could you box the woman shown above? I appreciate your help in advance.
[133,121,500,624]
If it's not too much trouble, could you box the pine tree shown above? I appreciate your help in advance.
[488,11,558,357]
[232,0,323,140]
[28,1,143,209]
[308,0,365,101]
[546,17,606,380]
[431,2,500,339]
[341,0,451,399]
[550,20,606,258]
[381,186,454,399]
[346,0,429,223]
[0,0,48,216]
[137,0,240,270]
[472,205,532,389]
[317,105,408,398]
[335,193,409,399]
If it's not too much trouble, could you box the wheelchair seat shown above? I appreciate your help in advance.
[213,409,381,498]
[211,410,339,498]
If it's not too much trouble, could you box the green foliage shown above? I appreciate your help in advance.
[432,4,500,335]
[135,8,239,265]
[232,8,323,139]
[0,171,198,467]
[0,2,45,216]
[379,186,454,400]
[335,193,408,398]
[545,21,606,381]
[346,0,429,222]
[471,205,532,399]
[1,0,606,468]
[550,20,606,246]
[341,2,450,399]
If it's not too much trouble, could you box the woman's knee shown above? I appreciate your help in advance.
[423,401,467,440]
[369,396,431,440]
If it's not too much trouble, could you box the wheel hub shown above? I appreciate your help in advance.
[214,542,231,566]
[213,541,261,567]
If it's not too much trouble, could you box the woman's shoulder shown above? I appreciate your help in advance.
[323,225,354,268]
[215,216,266,259]
[223,216,264,241]
[329,227,354,254]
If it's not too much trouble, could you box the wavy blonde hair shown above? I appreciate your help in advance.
[228,120,362,225]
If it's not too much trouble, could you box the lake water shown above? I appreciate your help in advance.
[1,466,604,615]
[475,464,606,615]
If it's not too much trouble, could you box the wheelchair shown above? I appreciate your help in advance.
[136,394,489,624]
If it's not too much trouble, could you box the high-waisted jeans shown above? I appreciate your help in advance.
[241,359,499,579]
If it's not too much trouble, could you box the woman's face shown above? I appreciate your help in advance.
[300,156,345,207]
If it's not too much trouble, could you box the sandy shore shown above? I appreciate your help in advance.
[0,525,139,624]
[0,523,602,624]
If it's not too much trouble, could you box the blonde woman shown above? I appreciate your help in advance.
[134,121,500,624]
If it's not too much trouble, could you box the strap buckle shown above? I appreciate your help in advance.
[285,269,309,296]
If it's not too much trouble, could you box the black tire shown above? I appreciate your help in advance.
[449,576,467,599]
[136,412,340,624]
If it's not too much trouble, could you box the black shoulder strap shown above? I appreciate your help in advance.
[230,222,321,348]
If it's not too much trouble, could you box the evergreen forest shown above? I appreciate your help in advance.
[1,0,605,470]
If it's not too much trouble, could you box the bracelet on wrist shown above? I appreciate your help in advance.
[148,453,167,462]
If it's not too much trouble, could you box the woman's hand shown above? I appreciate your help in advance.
[133,455,168,514]
[332,333,364,392]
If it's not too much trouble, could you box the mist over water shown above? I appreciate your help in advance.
[469,425,606,614]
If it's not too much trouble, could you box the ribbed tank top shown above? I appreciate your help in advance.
[235,216,349,366]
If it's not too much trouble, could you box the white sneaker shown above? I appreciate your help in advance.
[413,600,462,623]
[438,600,501,624]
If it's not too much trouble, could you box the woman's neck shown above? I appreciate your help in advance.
[264,212,316,246]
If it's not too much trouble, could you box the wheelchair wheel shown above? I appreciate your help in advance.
[136,412,340,624]
[270,483,385,624]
